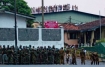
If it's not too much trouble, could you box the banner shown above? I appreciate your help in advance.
[44,21,59,28]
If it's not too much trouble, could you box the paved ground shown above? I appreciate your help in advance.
[64,55,105,65]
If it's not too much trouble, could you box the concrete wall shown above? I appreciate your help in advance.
[0,27,64,49]
[0,13,26,28]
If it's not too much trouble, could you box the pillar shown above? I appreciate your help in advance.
[91,31,94,47]
[84,32,86,47]
[101,27,105,39]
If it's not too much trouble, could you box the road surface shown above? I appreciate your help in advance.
[64,55,105,65]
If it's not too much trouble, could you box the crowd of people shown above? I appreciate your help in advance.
[0,45,99,65]
[31,4,78,14]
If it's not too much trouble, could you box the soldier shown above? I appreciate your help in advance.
[51,47,55,64]
[90,52,95,65]
[7,46,12,64]
[66,48,70,64]
[43,46,48,64]
[39,46,43,64]
[18,45,22,64]
[2,45,8,64]
[57,48,60,64]
[54,48,57,64]
[71,49,77,65]
[12,46,17,65]
[21,46,26,64]
[25,46,29,64]
[69,49,72,64]
[48,46,52,64]
[31,47,36,64]
[80,48,85,65]
[36,47,40,64]
[0,45,2,64]
[59,47,64,64]
[94,52,99,65]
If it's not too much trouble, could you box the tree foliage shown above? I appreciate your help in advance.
[0,0,34,27]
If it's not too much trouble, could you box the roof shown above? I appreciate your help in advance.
[78,18,105,31]
[0,10,35,19]
[101,43,105,47]
[33,10,105,18]
[61,18,105,31]
[60,23,80,31]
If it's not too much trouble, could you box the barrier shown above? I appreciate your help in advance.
[0,27,64,49]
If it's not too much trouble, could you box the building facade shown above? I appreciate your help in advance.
[33,10,105,47]
[33,10,105,24]
[0,11,35,28]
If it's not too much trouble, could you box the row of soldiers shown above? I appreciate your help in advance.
[0,45,65,65]
[0,45,100,65]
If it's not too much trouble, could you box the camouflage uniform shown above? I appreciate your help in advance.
[43,48,48,64]
[7,48,13,64]
[90,52,95,65]
[94,52,99,65]
[31,48,36,64]
[66,49,70,64]
[36,48,40,64]
[18,48,22,64]
[80,49,85,65]
[21,48,26,64]
[71,50,77,65]
[25,48,29,64]
[59,48,64,64]
[0,46,2,64]
[2,46,8,64]
[48,48,53,64]
[54,49,60,64]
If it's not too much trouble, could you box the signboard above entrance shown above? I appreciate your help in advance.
[44,21,59,28]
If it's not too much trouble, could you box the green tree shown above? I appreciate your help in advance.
[0,0,34,27]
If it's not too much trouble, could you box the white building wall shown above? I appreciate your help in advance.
[0,14,26,28]
[0,28,64,49]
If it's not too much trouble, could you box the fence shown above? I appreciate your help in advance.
[0,26,64,49]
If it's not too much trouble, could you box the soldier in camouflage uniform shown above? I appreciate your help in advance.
[31,46,37,64]
[36,47,40,64]
[25,46,29,64]
[7,45,12,64]
[54,48,60,64]
[43,46,48,64]
[39,47,42,64]
[18,45,22,64]
[0,45,2,64]
[80,48,85,65]
[90,52,95,65]
[71,49,77,65]
[2,45,8,64]
[21,46,26,64]
[48,46,52,64]
[94,52,99,65]
[66,48,70,64]
[59,47,64,64]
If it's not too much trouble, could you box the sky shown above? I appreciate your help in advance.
[24,0,105,16]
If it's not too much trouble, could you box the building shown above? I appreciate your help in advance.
[0,10,35,28]
[33,10,105,48]
[0,10,63,48]
[33,10,105,24]
[61,18,105,47]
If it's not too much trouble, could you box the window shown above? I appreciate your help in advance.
[70,33,77,39]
